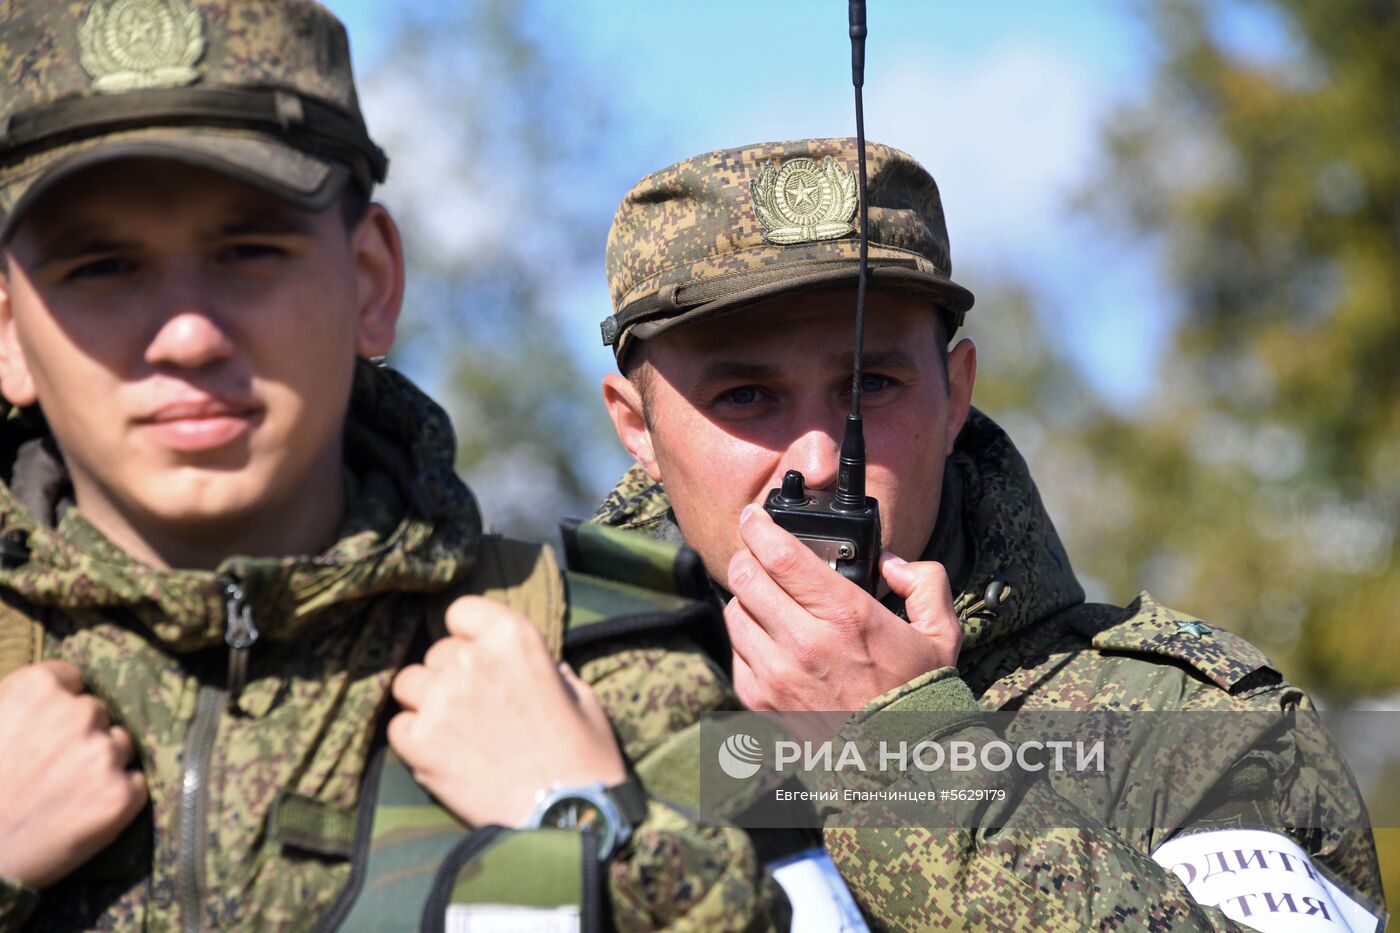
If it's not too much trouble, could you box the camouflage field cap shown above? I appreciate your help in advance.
[602,138,974,365]
[0,0,387,240]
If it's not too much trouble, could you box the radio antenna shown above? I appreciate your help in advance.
[835,0,870,511]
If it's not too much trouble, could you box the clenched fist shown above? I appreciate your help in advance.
[389,597,627,829]
[0,661,148,889]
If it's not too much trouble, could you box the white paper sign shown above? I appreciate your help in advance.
[770,847,870,932]
[445,904,580,933]
[1151,829,1382,933]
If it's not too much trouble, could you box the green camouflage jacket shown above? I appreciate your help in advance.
[0,363,776,932]
[592,408,1387,931]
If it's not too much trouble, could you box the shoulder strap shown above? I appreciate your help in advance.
[430,533,568,660]
[560,518,708,600]
[433,526,728,672]
[0,590,43,680]
[1085,591,1281,696]
[558,519,730,671]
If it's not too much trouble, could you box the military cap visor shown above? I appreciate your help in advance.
[613,254,975,352]
[0,126,357,242]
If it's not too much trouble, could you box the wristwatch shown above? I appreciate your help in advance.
[525,776,648,861]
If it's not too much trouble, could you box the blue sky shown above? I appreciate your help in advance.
[323,0,1207,409]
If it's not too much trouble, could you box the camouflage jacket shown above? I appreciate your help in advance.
[592,408,1387,931]
[0,364,776,932]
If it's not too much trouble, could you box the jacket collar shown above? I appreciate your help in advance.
[0,362,481,651]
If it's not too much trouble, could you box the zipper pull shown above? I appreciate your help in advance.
[223,578,259,709]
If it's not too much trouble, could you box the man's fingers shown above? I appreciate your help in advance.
[737,505,861,612]
[422,636,458,671]
[877,551,908,591]
[723,595,779,669]
[79,694,112,732]
[556,661,581,703]
[108,725,136,768]
[391,664,431,711]
[558,663,605,729]
[441,596,493,640]
[882,557,960,645]
[386,710,417,759]
[125,769,149,807]
[729,652,765,711]
[726,547,808,641]
[33,659,85,694]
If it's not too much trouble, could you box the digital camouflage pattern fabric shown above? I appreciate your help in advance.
[593,408,1387,930]
[0,363,782,931]
[600,139,975,365]
[0,0,387,238]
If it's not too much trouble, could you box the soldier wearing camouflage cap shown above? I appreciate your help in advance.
[592,139,1387,929]
[0,3,785,930]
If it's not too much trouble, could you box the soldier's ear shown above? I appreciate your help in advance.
[944,337,977,455]
[0,263,38,408]
[351,203,404,359]
[602,372,661,481]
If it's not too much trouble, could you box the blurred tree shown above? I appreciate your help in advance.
[1082,0,1400,706]
[1080,0,1400,897]
[361,0,633,539]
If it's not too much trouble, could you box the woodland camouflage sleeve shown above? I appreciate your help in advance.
[815,670,1385,931]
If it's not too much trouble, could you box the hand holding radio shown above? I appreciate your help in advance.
[724,504,961,714]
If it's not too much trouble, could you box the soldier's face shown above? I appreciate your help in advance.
[0,159,403,567]
[603,288,976,587]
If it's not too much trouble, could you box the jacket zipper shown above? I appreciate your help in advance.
[177,683,221,933]
[176,578,259,933]
[223,577,259,708]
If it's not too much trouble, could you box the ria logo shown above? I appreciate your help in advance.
[718,733,763,779]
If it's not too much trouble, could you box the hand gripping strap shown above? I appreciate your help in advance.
[430,533,568,660]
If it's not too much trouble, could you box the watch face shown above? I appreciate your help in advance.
[540,794,617,856]
[541,797,603,831]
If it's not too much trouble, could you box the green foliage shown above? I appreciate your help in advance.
[366,0,631,539]
[977,2,1399,890]
[1080,0,1400,705]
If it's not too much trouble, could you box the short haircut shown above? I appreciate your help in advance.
[622,343,658,429]
[340,181,372,231]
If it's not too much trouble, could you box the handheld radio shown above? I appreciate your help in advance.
[761,0,882,593]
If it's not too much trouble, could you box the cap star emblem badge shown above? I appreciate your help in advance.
[750,156,858,245]
[78,0,206,93]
